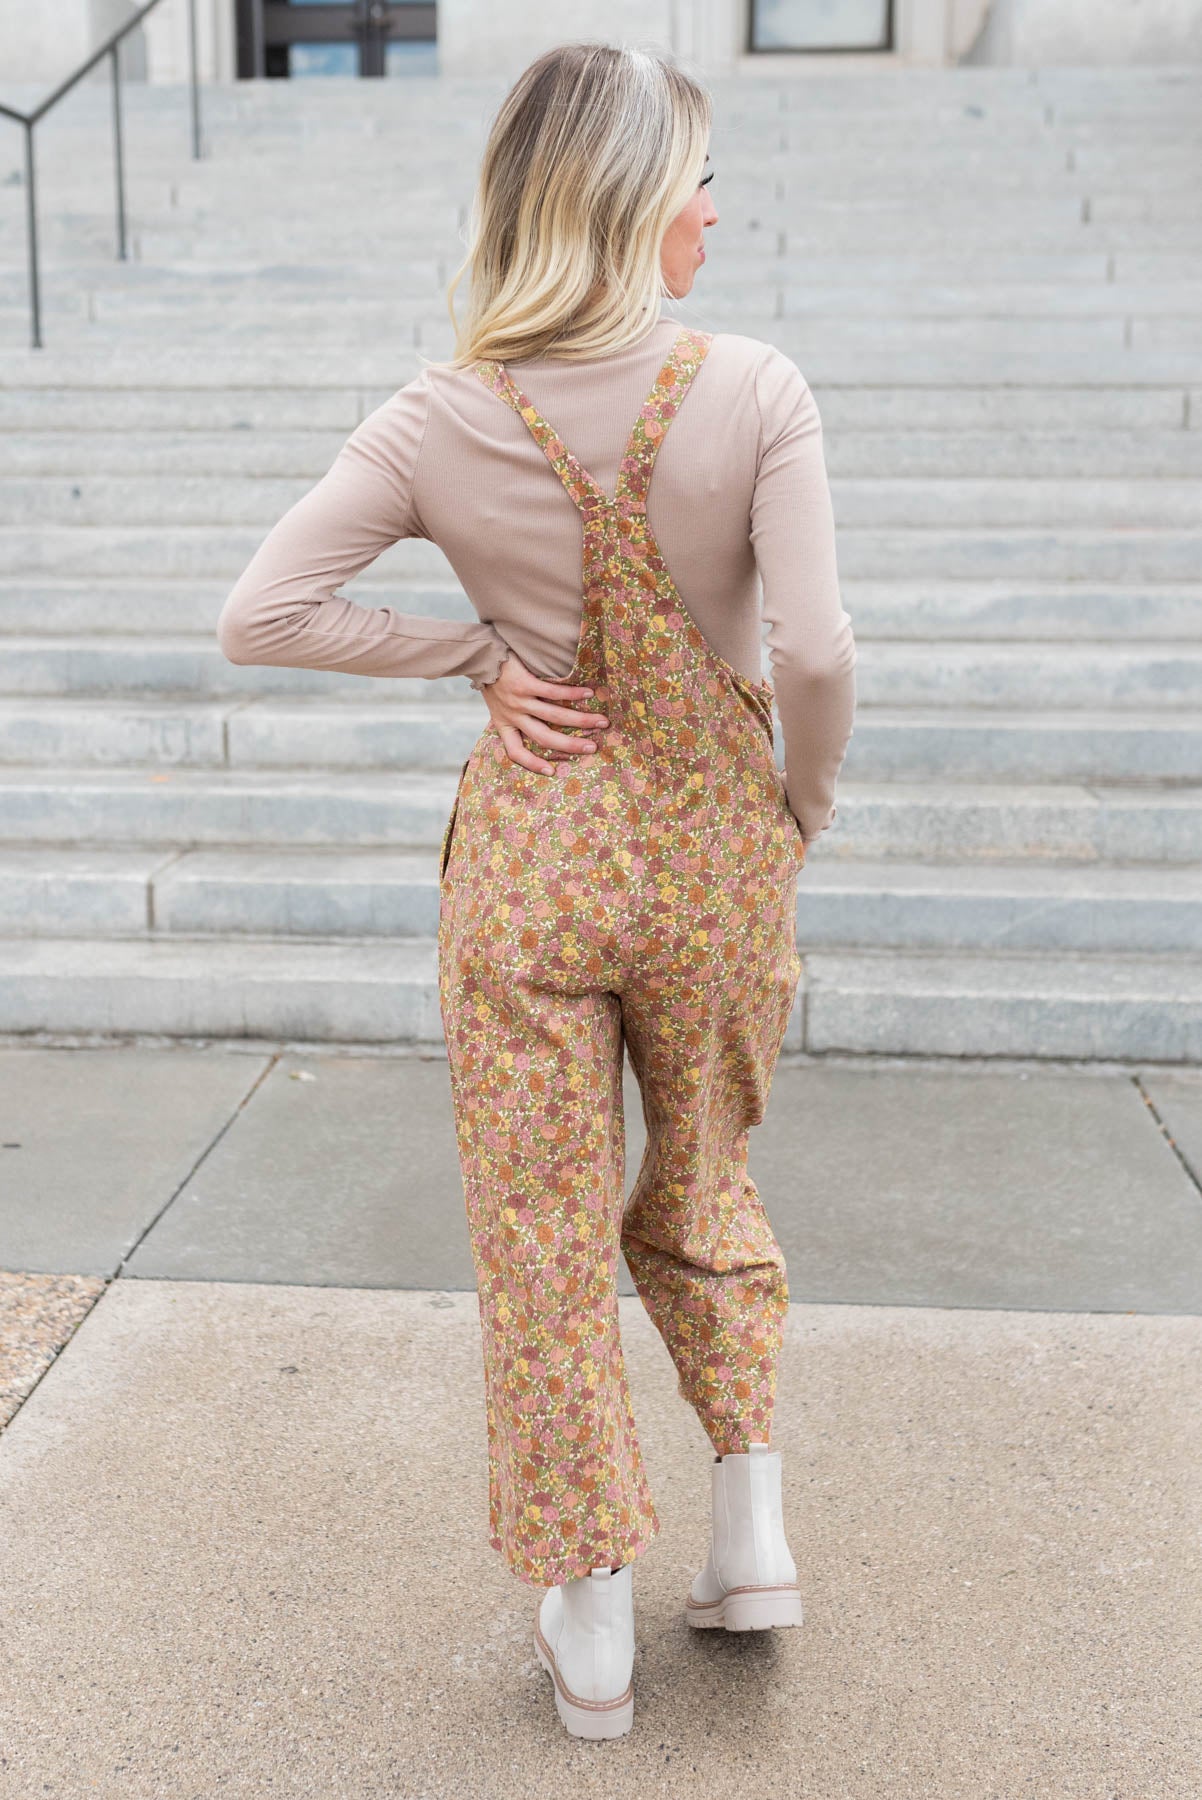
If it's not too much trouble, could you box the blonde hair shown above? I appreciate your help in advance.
[434,41,711,370]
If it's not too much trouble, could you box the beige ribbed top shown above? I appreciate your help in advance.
[216,311,857,842]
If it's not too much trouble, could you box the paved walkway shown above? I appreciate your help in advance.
[2,1041,1201,1796]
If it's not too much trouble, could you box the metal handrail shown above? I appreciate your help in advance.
[0,0,203,349]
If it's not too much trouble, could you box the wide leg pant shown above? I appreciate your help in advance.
[438,756,801,1590]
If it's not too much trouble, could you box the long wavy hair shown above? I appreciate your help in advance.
[433,40,711,370]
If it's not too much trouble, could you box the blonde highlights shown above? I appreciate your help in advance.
[437,41,711,369]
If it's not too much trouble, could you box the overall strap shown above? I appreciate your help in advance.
[613,325,712,514]
[474,324,713,521]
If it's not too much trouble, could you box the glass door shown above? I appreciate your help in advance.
[237,1,437,78]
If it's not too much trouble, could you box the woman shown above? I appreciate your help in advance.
[217,40,856,1741]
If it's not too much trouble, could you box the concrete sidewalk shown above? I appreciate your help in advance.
[2,1042,1201,1796]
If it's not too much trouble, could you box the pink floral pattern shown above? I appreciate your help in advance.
[437,325,805,1588]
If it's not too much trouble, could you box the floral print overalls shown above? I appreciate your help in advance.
[437,324,807,1589]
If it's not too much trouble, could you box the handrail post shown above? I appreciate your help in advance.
[187,0,202,159]
[111,42,128,262]
[23,121,41,351]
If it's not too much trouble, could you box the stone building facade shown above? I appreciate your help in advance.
[3,0,1200,87]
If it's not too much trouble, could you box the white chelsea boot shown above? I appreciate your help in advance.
[685,1442,805,1632]
[534,1562,635,1739]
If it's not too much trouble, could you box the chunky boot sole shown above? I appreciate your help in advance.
[534,1623,635,1739]
[685,1582,805,1632]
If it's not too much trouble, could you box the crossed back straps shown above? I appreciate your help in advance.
[474,324,712,521]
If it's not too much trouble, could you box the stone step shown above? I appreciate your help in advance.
[45,228,1198,285]
[3,526,1197,583]
[124,220,1202,262]
[0,250,1148,291]
[6,471,1202,529]
[828,581,1202,640]
[12,311,1202,362]
[7,79,1168,112]
[0,264,446,306]
[1,932,1199,1060]
[2,577,1193,642]
[61,275,1202,317]
[46,123,1188,150]
[2,344,1198,389]
[150,148,1146,178]
[0,697,475,767]
[22,181,1125,215]
[7,224,1194,274]
[15,307,1149,360]
[111,194,1184,228]
[0,769,1198,863]
[13,97,1185,134]
[6,427,1202,481]
[828,436,1202,479]
[796,859,1202,953]
[1,385,1188,436]
[842,708,1202,783]
[0,637,483,699]
[804,949,1202,1061]
[0,933,447,1045]
[9,250,1202,300]
[3,72,1187,113]
[166,164,1195,196]
[5,845,1202,955]
[2,633,1198,708]
[3,697,1200,784]
[22,309,1202,361]
[10,254,1202,307]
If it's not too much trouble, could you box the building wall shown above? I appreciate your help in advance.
[0,0,145,87]
[436,0,988,75]
[965,0,1202,63]
[2,0,1200,87]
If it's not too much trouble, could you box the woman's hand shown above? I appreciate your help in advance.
[478,649,610,775]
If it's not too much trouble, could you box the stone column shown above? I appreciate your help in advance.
[964,0,1202,62]
[0,0,143,86]
[436,0,682,79]
[142,0,236,82]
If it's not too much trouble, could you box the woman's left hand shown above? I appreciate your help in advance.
[479,648,610,775]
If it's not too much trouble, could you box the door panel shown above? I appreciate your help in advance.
[236,0,436,78]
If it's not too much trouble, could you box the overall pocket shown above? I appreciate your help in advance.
[438,755,472,884]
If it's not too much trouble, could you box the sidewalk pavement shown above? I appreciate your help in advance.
[2,1040,1201,1798]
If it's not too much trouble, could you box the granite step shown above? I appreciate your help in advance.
[7,428,1202,481]
[803,949,1202,1061]
[15,309,1145,358]
[3,697,1201,784]
[1,577,1197,642]
[9,265,1202,316]
[2,527,1197,583]
[1,635,1198,709]
[5,845,1202,955]
[1,934,1199,1062]
[0,769,1198,862]
[6,472,1202,530]
[1,386,1188,436]
[2,345,1198,388]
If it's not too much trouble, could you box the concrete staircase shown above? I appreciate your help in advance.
[1,66,1200,1057]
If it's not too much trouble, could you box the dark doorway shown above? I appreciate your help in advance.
[235,0,437,78]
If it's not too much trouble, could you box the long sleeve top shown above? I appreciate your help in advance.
[215,310,856,843]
